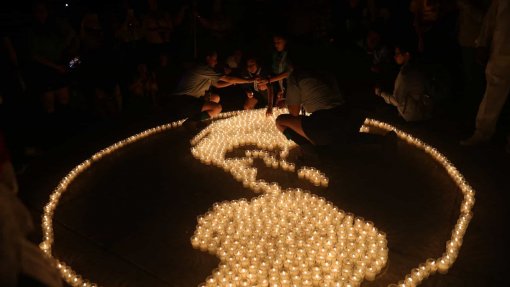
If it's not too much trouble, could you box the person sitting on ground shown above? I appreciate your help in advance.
[241,56,272,111]
[171,50,255,124]
[375,41,436,122]
[362,26,392,75]
[275,68,362,150]
[0,132,62,287]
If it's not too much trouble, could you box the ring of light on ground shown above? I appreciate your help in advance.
[40,109,475,287]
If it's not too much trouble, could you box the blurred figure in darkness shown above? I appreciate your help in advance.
[461,0,510,153]
[26,0,77,116]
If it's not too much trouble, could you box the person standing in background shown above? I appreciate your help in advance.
[461,0,510,153]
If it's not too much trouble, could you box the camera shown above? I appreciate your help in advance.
[68,57,81,69]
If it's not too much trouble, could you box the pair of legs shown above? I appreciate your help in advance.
[41,87,69,114]
[462,65,510,145]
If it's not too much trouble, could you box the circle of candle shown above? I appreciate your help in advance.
[40,110,475,287]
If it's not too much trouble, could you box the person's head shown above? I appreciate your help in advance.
[246,57,259,74]
[394,47,410,65]
[366,29,382,51]
[366,23,383,50]
[394,39,417,65]
[231,49,242,62]
[205,51,218,68]
[273,35,287,53]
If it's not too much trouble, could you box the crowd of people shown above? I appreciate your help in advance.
[1,0,509,285]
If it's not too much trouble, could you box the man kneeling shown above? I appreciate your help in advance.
[275,69,361,150]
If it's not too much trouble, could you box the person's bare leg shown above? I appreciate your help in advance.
[201,101,222,118]
[276,114,314,144]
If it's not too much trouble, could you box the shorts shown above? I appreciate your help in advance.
[302,105,362,146]
[170,95,205,118]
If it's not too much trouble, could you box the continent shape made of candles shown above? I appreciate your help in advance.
[190,109,388,286]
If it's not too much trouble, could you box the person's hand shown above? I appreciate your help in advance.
[422,6,438,22]
[256,78,268,85]
[374,86,381,97]
[246,91,254,98]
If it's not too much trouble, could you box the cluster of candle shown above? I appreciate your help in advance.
[361,118,475,287]
[192,190,388,287]
[191,109,329,195]
[297,167,329,187]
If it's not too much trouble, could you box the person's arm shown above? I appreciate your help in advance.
[213,81,234,88]
[268,71,290,84]
[33,55,67,74]
[375,72,402,107]
[379,91,399,107]
[212,75,254,88]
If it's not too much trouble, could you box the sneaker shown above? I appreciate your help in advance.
[460,133,490,146]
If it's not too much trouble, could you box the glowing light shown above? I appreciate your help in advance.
[192,192,388,286]
[361,118,475,286]
[190,109,329,193]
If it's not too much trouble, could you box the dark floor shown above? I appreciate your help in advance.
[16,95,510,286]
